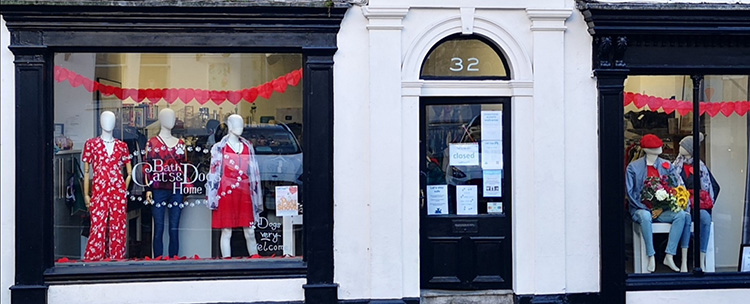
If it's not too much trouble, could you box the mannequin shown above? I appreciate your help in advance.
[206,114,263,257]
[626,134,691,272]
[82,111,133,260]
[673,134,720,270]
[145,108,187,257]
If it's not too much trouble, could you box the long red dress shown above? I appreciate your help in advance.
[81,136,131,261]
[212,144,254,228]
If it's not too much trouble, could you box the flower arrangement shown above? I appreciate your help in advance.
[689,189,714,210]
[642,175,688,218]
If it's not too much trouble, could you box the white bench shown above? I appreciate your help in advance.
[632,222,715,273]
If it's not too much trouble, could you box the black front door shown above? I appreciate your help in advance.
[419,97,512,290]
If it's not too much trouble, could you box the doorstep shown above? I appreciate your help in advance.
[420,289,514,304]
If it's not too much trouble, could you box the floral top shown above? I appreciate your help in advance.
[145,136,187,191]
[81,137,131,199]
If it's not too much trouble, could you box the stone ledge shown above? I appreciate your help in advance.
[0,0,351,8]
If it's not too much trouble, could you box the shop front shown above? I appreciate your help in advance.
[1,1,343,303]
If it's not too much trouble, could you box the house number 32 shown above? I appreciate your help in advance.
[450,57,480,72]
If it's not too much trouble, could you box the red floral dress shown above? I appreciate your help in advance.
[211,144,254,228]
[81,137,131,261]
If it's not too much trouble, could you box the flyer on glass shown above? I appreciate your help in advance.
[426,185,449,215]
[481,140,503,170]
[456,185,478,215]
[275,185,299,216]
[483,170,502,197]
[480,111,502,141]
[449,143,480,167]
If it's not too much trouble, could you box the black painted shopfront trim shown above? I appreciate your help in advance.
[515,293,600,304]
[1,4,345,304]
[578,1,750,303]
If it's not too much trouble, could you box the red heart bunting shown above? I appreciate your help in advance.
[699,102,707,115]
[647,96,663,111]
[242,88,259,103]
[145,89,163,104]
[721,102,735,117]
[82,78,95,92]
[179,88,195,104]
[164,89,179,104]
[623,92,634,106]
[124,89,139,102]
[736,101,749,116]
[227,90,242,105]
[633,94,648,109]
[676,101,692,116]
[706,102,722,117]
[662,99,677,115]
[273,77,288,93]
[258,83,274,99]
[53,65,303,105]
[113,87,125,100]
[210,90,228,105]
[194,89,210,105]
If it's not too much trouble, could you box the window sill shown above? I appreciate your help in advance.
[627,272,750,291]
[44,259,306,284]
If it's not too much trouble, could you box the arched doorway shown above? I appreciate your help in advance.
[419,34,513,290]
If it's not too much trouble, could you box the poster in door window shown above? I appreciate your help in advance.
[456,185,478,215]
[480,111,502,141]
[483,170,502,197]
[275,186,299,217]
[481,140,503,170]
[449,143,479,166]
[426,185,449,215]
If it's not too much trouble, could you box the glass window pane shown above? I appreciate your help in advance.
[623,75,749,274]
[424,103,504,215]
[421,37,509,79]
[53,53,304,264]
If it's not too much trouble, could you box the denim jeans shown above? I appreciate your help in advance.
[632,209,691,256]
[152,189,183,257]
[700,209,711,253]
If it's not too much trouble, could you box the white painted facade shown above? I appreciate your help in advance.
[1,1,750,304]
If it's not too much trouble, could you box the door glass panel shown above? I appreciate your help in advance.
[424,103,504,216]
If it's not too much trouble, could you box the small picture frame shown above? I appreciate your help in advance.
[185,106,194,119]
[148,105,159,120]
[740,244,750,272]
[54,124,64,137]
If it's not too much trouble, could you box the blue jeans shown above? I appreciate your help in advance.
[700,209,711,253]
[152,189,183,257]
[632,209,691,256]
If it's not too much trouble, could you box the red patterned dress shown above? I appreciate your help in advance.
[211,144,254,228]
[81,136,131,261]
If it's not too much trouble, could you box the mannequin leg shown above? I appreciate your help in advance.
[700,252,706,270]
[243,227,259,256]
[700,210,711,254]
[151,204,166,257]
[220,228,232,258]
[166,193,184,257]
[680,248,688,272]
[656,210,687,272]
[633,210,656,272]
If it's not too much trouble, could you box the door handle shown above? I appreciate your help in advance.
[420,189,425,209]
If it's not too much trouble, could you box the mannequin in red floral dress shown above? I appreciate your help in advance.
[207,114,263,257]
[82,111,132,261]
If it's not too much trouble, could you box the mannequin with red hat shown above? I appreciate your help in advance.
[626,134,692,273]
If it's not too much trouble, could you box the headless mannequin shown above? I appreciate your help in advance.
[642,147,687,273]
[145,108,179,202]
[83,111,132,207]
[220,114,258,257]
[680,146,708,270]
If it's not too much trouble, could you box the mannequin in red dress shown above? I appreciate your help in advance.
[82,111,132,260]
[207,114,262,257]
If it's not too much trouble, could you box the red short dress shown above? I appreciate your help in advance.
[211,144,254,228]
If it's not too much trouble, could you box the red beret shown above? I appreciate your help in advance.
[640,134,663,149]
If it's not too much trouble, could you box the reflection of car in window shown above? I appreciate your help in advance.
[241,123,303,185]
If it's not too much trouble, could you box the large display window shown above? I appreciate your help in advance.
[53,53,305,263]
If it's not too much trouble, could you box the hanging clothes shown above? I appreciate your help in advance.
[81,136,131,261]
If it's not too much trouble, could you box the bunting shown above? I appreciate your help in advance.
[54,66,303,105]
[624,92,750,117]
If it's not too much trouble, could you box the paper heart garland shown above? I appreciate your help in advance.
[53,65,303,105]
[662,99,677,115]
[633,94,648,109]
[676,101,692,116]
[179,88,195,104]
[736,101,749,116]
[706,102,722,117]
[721,102,735,117]
[647,96,663,111]
[623,92,635,107]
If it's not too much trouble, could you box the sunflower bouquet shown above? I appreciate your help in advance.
[642,175,688,219]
